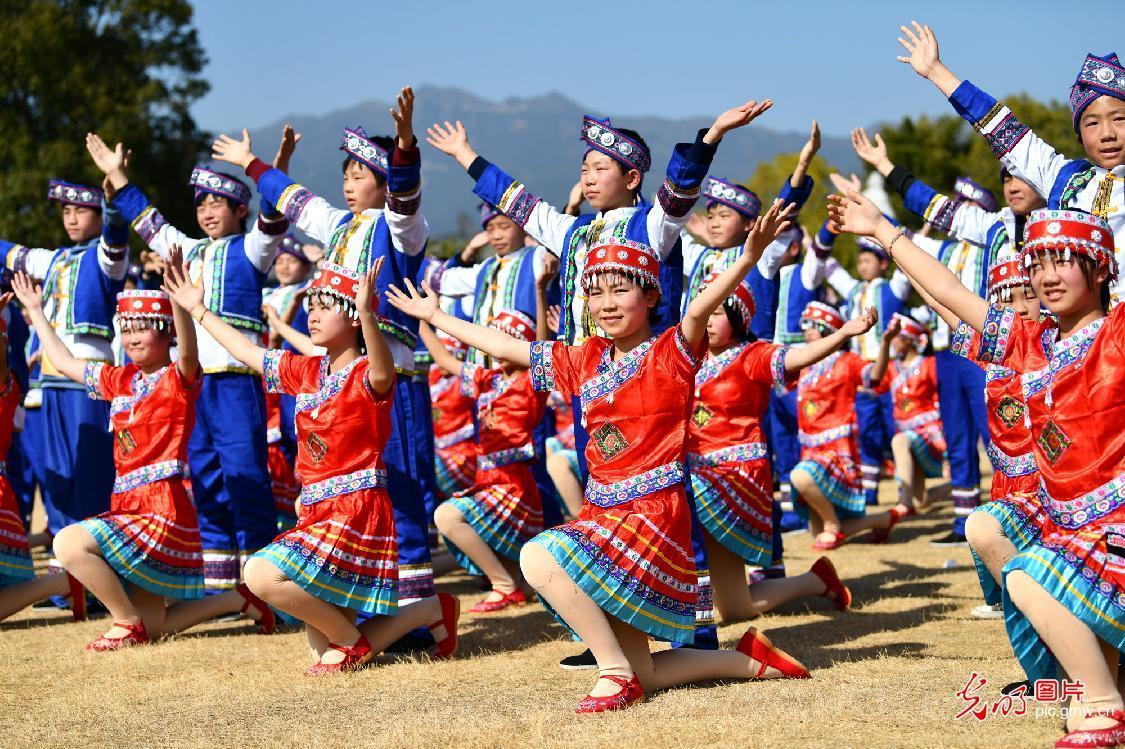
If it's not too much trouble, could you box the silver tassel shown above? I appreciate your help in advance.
[1064,247,1072,262]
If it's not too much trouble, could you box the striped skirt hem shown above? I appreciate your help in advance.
[81,516,205,600]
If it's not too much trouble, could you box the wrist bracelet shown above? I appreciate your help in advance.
[192,307,207,323]
[884,227,907,254]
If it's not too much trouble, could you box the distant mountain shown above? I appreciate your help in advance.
[233,85,860,238]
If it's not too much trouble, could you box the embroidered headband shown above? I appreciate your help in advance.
[892,312,928,350]
[580,238,661,298]
[702,271,756,329]
[953,176,998,212]
[1022,209,1117,281]
[47,179,103,209]
[341,126,389,178]
[116,290,174,332]
[480,202,503,229]
[189,167,251,205]
[1070,52,1125,132]
[307,262,372,318]
[703,177,761,220]
[436,329,468,356]
[277,235,310,264]
[489,309,537,342]
[800,301,845,333]
[580,116,651,174]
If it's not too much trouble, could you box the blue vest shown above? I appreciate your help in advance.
[774,263,825,344]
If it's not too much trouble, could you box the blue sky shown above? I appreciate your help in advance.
[190,0,1125,135]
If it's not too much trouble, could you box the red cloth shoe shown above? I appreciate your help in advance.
[1056,710,1125,748]
[810,556,852,611]
[869,505,908,544]
[811,531,845,550]
[67,573,87,622]
[736,627,810,679]
[304,633,374,676]
[236,583,276,635]
[87,621,149,652]
[469,588,527,614]
[574,674,645,714]
[428,592,461,660]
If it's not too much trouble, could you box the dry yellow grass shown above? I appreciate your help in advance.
[0,477,1065,749]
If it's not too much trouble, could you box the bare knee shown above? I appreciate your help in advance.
[1004,569,1036,608]
[965,511,1004,553]
[891,432,910,455]
[244,556,287,601]
[790,469,814,497]
[519,541,559,591]
[433,501,464,535]
[52,524,96,567]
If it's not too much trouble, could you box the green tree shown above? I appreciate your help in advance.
[875,93,1080,229]
[0,0,209,243]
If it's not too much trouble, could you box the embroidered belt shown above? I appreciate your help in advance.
[687,441,768,468]
[985,441,1037,478]
[435,423,475,449]
[478,442,536,471]
[895,410,940,432]
[299,467,387,506]
[798,424,854,448]
[267,427,282,445]
[585,460,686,508]
[113,460,186,495]
[1041,470,1125,530]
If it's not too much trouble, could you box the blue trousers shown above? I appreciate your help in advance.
[533,415,565,530]
[387,377,434,602]
[674,486,718,651]
[190,374,274,589]
[935,350,988,535]
[409,376,439,522]
[9,429,37,524]
[857,389,895,505]
[39,385,113,534]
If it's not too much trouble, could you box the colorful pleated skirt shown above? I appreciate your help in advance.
[969,491,1045,607]
[444,461,543,574]
[0,478,34,588]
[792,437,867,518]
[80,478,205,600]
[903,421,947,479]
[689,457,773,568]
[252,486,398,615]
[435,438,477,501]
[529,477,697,644]
[1000,493,1125,685]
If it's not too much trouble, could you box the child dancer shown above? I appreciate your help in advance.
[86,133,290,591]
[686,272,868,620]
[429,330,478,502]
[16,263,274,649]
[896,21,1125,300]
[165,256,457,674]
[389,200,812,713]
[866,314,946,516]
[212,90,439,606]
[831,173,1125,744]
[790,302,904,550]
[421,309,547,613]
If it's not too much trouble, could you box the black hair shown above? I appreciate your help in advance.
[341,134,394,188]
[1075,255,1113,312]
[607,127,650,196]
[722,301,757,343]
[194,193,248,233]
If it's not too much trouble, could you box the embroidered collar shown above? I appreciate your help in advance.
[799,351,841,389]
[696,342,749,389]
[296,355,366,413]
[891,358,924,397]
[579,337,655,410]
[1022,316,1105,402]
[110,366,168,417]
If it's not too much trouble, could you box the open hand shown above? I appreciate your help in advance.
[743,200,795,260]
[11,273,42,313]
[162,245,205,315]
[391,86,415,149]
[829,172,862,195]
[537,252,559,289]
[881,315,902,343]
[851,128,892,174]
[356,257,384,316]
[273,125,301,173]
[426,120,474,165]
[546,304,561,335]
[212,129,256,170]
[841,306,879,337]
[85,134,128,179]
[685,211,708,241]
[384,278,439,322]
[896,21,941,79]
[705,100,773,144]
[827,190,884,237]
[797,120,821,165]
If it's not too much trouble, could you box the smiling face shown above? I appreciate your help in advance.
[705,204,755,249]
[1028,252,1106,317]
[1078,95,1125,170]
[1002,174,1046,216]
[306,293,361,350]
[342,160,386,213]
[273,253,310,286]
[995,283,1042,321]
[484,215,528,256]
[585,272,658,339]
[60,204,101,243]
[120,323,173,369]
[581,151,641,212]
[195,194,247,239]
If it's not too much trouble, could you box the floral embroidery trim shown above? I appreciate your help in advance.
[977,305,1016,365]
[478,442,536,471]
[112,460,186,495]
[1041,470,1125,529]
[109,366,169,417]
[579,337,655,411]
[529,340,557,392]
[695,342,749,388]
[435,423,476,449]
[295,356,366,414]
[798,423,854,448]
[585,460,686,508]
[895,409,940,432]
[263,350,285,394]
[985,441,1037,478]
[687,442,768,467]
[84,362,106,400]
[299,467,387,506]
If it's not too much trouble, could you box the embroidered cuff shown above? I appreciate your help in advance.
[262,349,285,393]
[950,321,976,360]
[529,340,556,392]
[84,362,106,400]
[976,305,1016,365]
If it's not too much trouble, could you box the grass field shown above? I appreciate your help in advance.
[0,477,1065,749]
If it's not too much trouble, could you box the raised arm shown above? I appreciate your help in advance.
[355,258,395,395]
[828,189,989,331]
[384,86,429,256]
[418,320,462,377]
[163,257,267,374]
[11,274,85,384]
[263,304,318,356]
[682,200,794,346]
[166,247,200,384]
[385,279,532,368]
[783,306,878,372]
[865,316,902,386]
[897,263,963,330]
